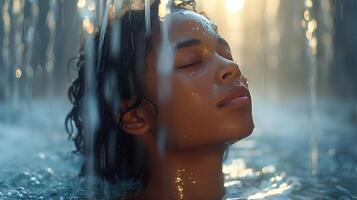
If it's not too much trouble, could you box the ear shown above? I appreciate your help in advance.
[119,108,151,136]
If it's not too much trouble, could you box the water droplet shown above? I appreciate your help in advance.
[305,0,313,8]
[262,165,276,174]
[82,17,95,34]
[88,2,96,11]
[77,0,86,9]
[46,168,54,175]
[15,68,22,78]
[304,10,310,21]
[38,153,46,159]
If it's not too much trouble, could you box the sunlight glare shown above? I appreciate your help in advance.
[225,0,245,13]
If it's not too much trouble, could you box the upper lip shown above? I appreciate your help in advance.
[216,85,250,108]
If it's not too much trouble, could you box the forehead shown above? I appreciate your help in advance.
[163,10,219,44]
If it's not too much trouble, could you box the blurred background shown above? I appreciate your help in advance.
[0,0,356,199]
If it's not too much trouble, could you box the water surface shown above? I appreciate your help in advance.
[0,96,356,199]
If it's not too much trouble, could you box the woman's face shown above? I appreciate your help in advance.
[142,10,253,150]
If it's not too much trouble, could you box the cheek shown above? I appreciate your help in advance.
[156,77,254,150]
[158,93,217,149]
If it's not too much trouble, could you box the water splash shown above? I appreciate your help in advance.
[1,0,11,101]
[83,35,98,198]
[223,158,296,200]
[156,1,175,100]
[265,0,280,70]
[145,0,151,36]
[12,0,25,103]
[1,1,356,199]
[97,0,111,71]
[159,0,171,20]
[45,0,57,96]
[157,125,168,157]
[319,0,334,91]
[77,0,99,197]
[302,0,319,176]
[110,0,122,56]
[157,2,174,103]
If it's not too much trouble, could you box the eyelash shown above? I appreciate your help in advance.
[178,61,202,69]
[177,47,232,69]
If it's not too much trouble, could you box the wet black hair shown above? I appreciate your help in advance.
[65,0,197,191]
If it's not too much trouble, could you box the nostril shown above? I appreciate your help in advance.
[222,72,232,79]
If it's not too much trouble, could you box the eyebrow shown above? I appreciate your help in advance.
[174,37,230,51]
[175,39,202,50]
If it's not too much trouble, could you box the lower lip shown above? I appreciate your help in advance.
[224,96,251,108]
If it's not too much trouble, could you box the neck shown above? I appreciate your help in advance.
[138,145,226,200]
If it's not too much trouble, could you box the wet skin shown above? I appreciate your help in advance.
[121,10,254,200]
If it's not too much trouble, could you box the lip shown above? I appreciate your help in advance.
[216,85,251,108]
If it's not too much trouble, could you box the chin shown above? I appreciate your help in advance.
[224,119,254,143]
[242,118,255,138]
[240,113,254,137]
[244,121,255,137]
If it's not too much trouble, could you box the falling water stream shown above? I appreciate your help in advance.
[302,0,320,176]
[0,0,357,199]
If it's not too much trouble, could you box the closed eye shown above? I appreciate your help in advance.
[177,61,202,69]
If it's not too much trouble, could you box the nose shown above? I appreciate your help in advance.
[215,58,242,85]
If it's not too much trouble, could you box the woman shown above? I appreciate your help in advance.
[66,0,254,199]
